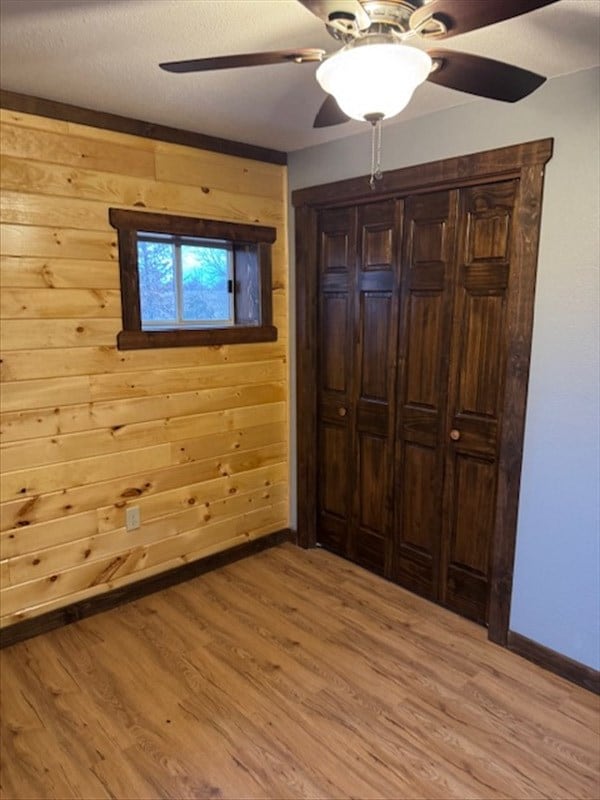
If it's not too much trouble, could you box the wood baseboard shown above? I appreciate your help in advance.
[0,529,293,650]
[507,630,599,694]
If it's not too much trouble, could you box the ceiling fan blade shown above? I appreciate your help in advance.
[160,49,325,74]
[313,94,350,128]
[410,0,559,39]
[426,50,546,102]
[297,0,371,30]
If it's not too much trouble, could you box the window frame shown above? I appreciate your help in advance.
[109,208,277,350]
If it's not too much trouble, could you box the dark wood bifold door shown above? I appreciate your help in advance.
[441,180,519,623]
[394,189,458,602]
[296,140,552,640]
[394,181,519,624]
[316,182,524,624]
[316,200,401,575]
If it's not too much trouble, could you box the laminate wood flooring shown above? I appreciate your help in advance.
[1,543,599,799]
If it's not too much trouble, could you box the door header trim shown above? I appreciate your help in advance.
[292,138,553,208]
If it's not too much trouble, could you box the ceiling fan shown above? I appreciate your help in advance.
[159,0,559,129]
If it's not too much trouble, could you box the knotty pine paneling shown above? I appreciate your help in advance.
[0,223,118,260]
[1,503,288,620]
[0,122,157,177]
[1,461,286,559]
[0,107,70,134]
[0,180,284,230]
[2,395,286,470]
[0,256,122,289]
[0,341,287,382]
[6,483,288,587]
[0,441,287,532]
[0,288,122,318]
[1,318,118,351]
[0,382,285,443]
[0,107,289,626]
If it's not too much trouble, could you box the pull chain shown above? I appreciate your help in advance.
[368,115,383,191]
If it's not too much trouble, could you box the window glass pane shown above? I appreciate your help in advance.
[138,240,177,322]
[181,245,231,322]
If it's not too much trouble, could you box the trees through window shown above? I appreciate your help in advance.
[137,235,233,327]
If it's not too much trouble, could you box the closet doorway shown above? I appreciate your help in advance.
[294,139,552,644]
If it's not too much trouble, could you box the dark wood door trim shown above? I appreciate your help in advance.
[295,205,320,548]
[487,163,550,643]
[293,138,553,645]
[292,139,552,208]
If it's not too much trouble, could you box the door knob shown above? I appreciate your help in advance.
[449,429,461,441]
[337,406,347,417]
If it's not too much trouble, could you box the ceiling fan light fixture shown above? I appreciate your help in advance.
[316,40,432,122]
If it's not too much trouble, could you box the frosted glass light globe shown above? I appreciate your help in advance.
[316,42,432,122]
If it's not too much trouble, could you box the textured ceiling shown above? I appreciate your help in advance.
[1,0,599,153]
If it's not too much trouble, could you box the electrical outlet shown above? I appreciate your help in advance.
[125,505,141,531]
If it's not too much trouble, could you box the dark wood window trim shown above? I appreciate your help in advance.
[0,89,287,165]
[109,208,277,349]
[293,138,553,647]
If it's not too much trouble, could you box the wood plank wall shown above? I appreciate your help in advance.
[0,107,289,627]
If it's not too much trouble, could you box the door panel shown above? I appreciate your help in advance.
[321,293,350,393]
[362,224,394,270]
[322,227,350,271]
[450,456,497,574]
[394,190,458,599]
[356,432,388,573]
[351,200,402,574]
[360,293,392,402]
[401,443,437,553]
[457,294,505,417]
[358,433,387,532]
[405,293,444,408]
[316,200,401,574]
[321,423,350,519]
[316,207,356,557]
[441,180,518,623]
[318,422,351,552]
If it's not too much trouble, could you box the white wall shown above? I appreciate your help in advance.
[287,67,600,670]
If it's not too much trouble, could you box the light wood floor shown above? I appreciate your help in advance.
[1,543,598,800]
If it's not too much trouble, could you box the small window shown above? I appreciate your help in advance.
[109,209,277,349]
[137,233,234,328]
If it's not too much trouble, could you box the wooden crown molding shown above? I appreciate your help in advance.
[0,88,287,166]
